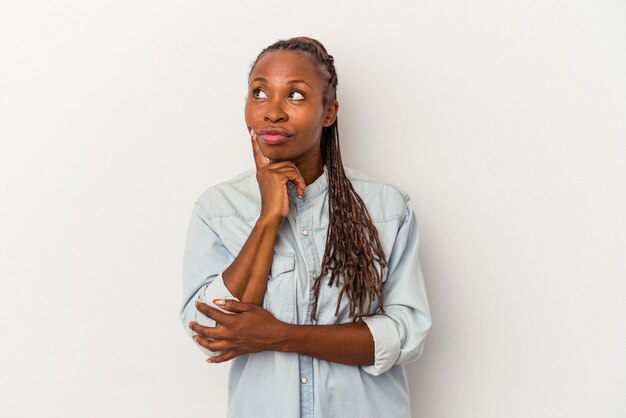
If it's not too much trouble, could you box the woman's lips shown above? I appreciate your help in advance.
[260,134,291,145]
[258,128,293,145]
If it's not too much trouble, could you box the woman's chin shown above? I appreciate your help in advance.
[263,151,292,163]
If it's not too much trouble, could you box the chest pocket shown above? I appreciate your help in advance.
[263,251,296,323]
[316,264,388,324]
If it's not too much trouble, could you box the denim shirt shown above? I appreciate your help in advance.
[180,165,431,418]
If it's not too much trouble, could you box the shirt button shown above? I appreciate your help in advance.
[300,377,308,384]
[302,229,309,236]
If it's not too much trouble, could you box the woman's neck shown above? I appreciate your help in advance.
[295,157,325,186]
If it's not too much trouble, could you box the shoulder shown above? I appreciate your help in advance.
[344,166,412,223]
[194,168,260,221]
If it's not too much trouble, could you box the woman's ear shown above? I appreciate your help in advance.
[322,101,339,127]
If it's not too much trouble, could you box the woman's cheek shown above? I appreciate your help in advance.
[244,101,258,123]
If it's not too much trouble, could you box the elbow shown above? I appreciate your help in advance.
[401,337,426,365]
[397,309,432,365]
[360,308,432,376]
[180,295,223,357]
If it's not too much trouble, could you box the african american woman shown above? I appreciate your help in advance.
[180,36,432,418]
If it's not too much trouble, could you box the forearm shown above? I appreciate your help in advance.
[276,321,375,366]
[222,215,282,305]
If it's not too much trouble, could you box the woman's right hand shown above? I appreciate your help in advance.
[250,128,306,221]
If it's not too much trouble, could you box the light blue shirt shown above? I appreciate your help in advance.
[180,165,431,418]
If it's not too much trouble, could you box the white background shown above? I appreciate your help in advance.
[1,1,625,417]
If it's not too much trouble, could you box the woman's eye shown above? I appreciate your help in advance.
[289,91,305,101]
[253,88,268,99]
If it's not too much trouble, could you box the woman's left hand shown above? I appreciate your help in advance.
[189,299,287,363]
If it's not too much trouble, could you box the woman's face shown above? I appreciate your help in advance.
[245,50,338,165]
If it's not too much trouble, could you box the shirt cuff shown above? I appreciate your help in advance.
[361,314,402,376]
[195,273,240,327]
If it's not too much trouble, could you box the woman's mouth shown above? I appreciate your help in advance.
[258,128,293,145]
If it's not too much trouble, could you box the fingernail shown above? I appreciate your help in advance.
[214,299,225,306]
[188,321,195,328]
[206,358,214,363]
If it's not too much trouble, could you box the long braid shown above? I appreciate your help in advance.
[250,37,387,322]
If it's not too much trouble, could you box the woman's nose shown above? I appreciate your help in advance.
[264,100,288,123]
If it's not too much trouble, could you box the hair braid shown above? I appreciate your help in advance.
[250,36,387,323]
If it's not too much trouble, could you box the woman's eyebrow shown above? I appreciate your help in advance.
[286,79,312,88]
[250,77,312,88]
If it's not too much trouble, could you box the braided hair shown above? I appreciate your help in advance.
[249,37,387,322]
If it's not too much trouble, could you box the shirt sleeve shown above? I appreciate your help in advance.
[179,201,240,357]
[361,200,432,376]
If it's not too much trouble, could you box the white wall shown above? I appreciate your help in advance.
[1,1,624,417]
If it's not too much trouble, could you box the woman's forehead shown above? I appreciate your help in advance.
[250,50,322,84]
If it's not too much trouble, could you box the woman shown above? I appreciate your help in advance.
[180,36,431,418]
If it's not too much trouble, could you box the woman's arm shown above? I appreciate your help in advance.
[221,132,306,305]
[278,321,375,366]
[220,215,282,305]
[180,132,305,356]
[189,197,431,371]
[190,299,374,366]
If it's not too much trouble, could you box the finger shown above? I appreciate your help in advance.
[250,129,269,168]
[195,300,236,325]
[263,160,306,194]
[188,321,222,339]
[275,168,306,198]
[285,164,306,198]
[265,160,299,170]
[272,165,303,174]
[214,299,253,313]
[208,350,240,364]
[192,335,226,351]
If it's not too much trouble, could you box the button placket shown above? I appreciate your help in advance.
[294,200,317,418]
